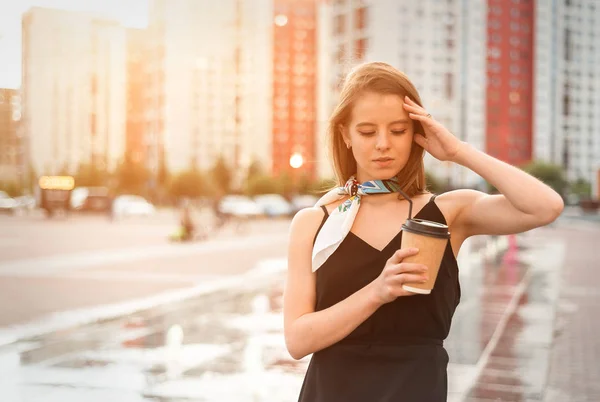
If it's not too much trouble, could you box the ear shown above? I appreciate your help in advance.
[339,124,350,144]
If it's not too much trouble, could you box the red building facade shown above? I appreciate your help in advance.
[272,0,318,179]
[486,0,535,166]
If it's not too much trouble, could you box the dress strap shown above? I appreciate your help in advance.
[313,206,329,246]
[429,194,437,203]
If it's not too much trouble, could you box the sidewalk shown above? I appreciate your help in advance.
[543,223,600,401]
[462,220,600,401]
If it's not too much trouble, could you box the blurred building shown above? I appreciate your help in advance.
[146,0,268,186]
[0,88,23,184]
[534,0,600,188]
[21,7,127,177]
[271,0,318,179]
[125,28,148,167]
[485,0,535,167]
[146,0,318,185]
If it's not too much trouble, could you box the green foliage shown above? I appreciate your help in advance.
[74,163,109,187]
[522,161,568,196]
[425,171,445,194]
[210,155,232,195]
[115,158,150,195]
[169,169,205,198]
[245,174,281,196]
[0,181,22,197]
[306,177,337,195]
[569,178,592,199]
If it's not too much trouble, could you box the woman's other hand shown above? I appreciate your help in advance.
[371,247,429,304]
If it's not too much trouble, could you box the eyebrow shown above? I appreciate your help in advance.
[355,119,410,128]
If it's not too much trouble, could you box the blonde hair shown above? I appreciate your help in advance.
[327,62,427,197]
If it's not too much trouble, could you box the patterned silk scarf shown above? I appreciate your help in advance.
[312,176,405,272]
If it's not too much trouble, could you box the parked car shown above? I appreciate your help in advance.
[290,194,319,214]
[254,194,293,217]
[0,191,18,214]
[15,195,36,211]
[218,195,262,218]
[70,187,111,213]
[112,195,156,218]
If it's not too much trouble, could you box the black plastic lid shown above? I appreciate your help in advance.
[402,219,450,239]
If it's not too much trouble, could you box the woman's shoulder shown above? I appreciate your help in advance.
[289,206,328,242]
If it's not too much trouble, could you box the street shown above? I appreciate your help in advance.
[0,211,598,401]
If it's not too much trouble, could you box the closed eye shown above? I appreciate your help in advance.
[391,130,407,135]
[358,131,376,136]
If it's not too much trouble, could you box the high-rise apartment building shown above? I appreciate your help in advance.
[534,0,600,195]
[0,88,23,184]
[486,0,535,167]
[147,0,318,183]
[147,0,258,180]
[125,28,147,166]
[22,7,127,176]
[272,0,318,179]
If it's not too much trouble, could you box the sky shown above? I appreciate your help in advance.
[0,0,149,89]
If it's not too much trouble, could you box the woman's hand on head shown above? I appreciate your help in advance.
[403,96,463,162]
[371,247,429,304]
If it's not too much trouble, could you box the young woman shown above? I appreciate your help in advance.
[284,62,564,401]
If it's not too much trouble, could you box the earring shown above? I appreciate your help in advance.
[346,143,351,149]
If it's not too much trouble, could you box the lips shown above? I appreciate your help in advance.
[373,158,393,162]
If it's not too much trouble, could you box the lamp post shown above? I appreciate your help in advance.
[289,152,304,197]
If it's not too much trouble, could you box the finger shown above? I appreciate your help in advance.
[404,96,420,106]
[413,134,427,147]
[388,273,428,285]
[408,112,427,122]
[388,247,419,264]
[402,102,423,113]
[387,262,428,275]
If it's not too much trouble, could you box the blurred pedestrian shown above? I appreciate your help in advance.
[179,198,195,241]
[284,62,564,401]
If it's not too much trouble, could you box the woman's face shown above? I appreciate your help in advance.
[342,91,415,183]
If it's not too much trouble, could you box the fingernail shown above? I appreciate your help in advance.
[412,248,419,252]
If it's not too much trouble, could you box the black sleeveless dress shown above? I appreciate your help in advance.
[297,195,461,402]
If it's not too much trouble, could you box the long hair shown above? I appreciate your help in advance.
[327,62,427,197]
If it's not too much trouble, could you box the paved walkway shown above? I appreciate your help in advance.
[462,219,600,402]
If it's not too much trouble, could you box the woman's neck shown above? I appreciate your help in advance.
[360,192,401,206]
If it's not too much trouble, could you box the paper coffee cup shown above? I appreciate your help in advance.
[400,219,450,295]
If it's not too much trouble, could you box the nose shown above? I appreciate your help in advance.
[375,132,391,151]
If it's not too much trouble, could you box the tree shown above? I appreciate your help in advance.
[115,157,150,195]
[425,171,445,194]
[570,178,592,199]
[169,169,205,199]
[210,155,233,195]
[74,163,108,187]
[0,181,22,197]
[522,161,568,197]
[246,159,265,182]
[245,174,281,196]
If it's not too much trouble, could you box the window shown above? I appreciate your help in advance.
[563,93,570,116]
[356,7,368,30]
[334,14,345,35]
[445,73,453,99]
[355,38,368,60]
[336,44,346,63]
